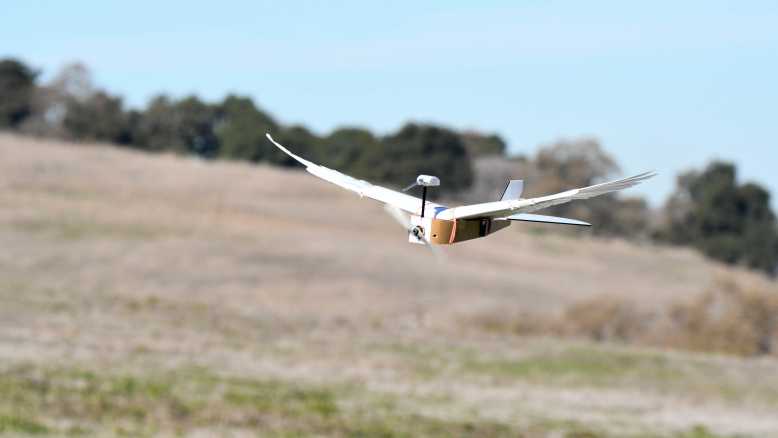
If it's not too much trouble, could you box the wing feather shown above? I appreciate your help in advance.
[266,133,435,214]
[436,171,656,220]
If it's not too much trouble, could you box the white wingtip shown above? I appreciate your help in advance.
[266,132,282,149]
[265,132,313,167]
[571,170,657,199]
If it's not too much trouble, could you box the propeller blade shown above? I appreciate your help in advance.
[421,235,446,263]
[384,204,445,263]
[402,182,418,192]
[383,204,411,229]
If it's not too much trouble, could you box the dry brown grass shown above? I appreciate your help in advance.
[2,133,778,437]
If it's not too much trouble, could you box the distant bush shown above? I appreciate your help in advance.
[459,131,507,157]
[215,94,279,162]
[63,91,132,144]
[467,280,778,358]
[468,308,555,336]
[657,162,778,276]
[0,58,37,128]
[566,281,778,357]
[353,123,474,195]
[560,295,651,343]
[662,279,778,356]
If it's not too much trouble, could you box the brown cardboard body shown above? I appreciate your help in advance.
[429,218,510,244]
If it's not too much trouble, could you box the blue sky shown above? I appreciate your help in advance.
[3,1,777,205]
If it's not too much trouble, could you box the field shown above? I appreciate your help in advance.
[1,133,778,437]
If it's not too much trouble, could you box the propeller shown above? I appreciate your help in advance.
[382,204,445,262]
[383,203,411,229]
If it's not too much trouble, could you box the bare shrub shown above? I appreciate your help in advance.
[660,279,778,356]
[560,295,651,343]
[466,280,778,358]
[467,308,554,336]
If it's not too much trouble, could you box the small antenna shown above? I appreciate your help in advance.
[403,175,440,218]
[421,185,428,218]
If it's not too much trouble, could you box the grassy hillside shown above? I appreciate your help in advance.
[1,133,777,437]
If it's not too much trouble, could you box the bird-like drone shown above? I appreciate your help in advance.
[266,134,655,248]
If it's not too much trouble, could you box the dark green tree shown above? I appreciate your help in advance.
[662,161,778,275]
[216,95,278,162]
[271,125,321,167]
[323,127,381,170]
[134,95,220,157]
[173,96,220,157]
[0,58,37,128]
[460,131,507,157]
[63,91,131,144]
[132,95,179,151]
[354,123,473,194]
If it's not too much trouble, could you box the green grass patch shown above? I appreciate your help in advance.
[0,363,528,437]
[0,357,760,437]
[0,414,49,435]
[356,339,778,414]
[223,378,339,418]
[674,425,739,438]
[461,346,680,386]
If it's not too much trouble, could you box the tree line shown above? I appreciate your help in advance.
[0,60,479,195]
[1,58,776,275]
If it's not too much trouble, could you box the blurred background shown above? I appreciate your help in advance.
[1,1,777,437]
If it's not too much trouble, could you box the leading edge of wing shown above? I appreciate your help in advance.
[267,132,373,194]
[265,133,430,214]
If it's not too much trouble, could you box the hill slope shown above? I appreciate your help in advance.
[1,133,777,437]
